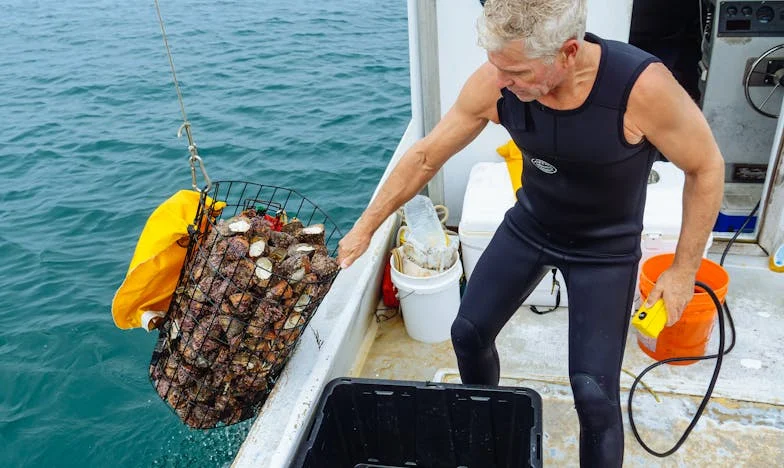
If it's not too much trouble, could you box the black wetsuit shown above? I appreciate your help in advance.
[451,33,661,467]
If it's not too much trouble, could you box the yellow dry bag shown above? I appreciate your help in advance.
[111,190,225,330]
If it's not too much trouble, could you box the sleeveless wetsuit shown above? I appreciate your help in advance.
[451,33,661,467]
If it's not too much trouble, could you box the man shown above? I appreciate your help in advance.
[337,0,724,465]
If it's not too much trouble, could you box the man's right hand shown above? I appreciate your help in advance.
[337,225,373,269]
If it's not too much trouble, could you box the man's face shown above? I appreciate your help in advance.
[488,41,565,102]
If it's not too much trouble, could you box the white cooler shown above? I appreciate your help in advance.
[457,161,711,310]
[641,161,688,265]
[458,162,567,308]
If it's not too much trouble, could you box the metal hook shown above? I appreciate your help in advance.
[176,121,210,193]
[188,152,211,193]
[177,122,189,139]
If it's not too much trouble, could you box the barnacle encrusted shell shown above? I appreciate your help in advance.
[269,230,296,249]
[311,253,339,279]
[281,219,303,236]
[297,224,325,245]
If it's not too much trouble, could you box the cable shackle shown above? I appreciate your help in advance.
[177,122,211,193]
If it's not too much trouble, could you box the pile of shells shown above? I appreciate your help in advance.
[149,207,340,429]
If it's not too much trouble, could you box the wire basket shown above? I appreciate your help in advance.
[149,181,343,429]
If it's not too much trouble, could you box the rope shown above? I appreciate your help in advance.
[153,0,188,124]
[153,0,211,193]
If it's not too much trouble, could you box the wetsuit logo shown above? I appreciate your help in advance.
[532,158,557,174]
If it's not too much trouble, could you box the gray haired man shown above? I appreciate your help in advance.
[338,1,724,465]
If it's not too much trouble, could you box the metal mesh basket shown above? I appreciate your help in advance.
[149,181,343,429]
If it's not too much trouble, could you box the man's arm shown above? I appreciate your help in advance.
[338,63,501,268]
[628,62,725,324]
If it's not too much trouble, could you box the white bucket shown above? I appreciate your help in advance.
[389,255,463,344]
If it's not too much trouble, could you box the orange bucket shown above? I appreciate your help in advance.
[637,253,729,365]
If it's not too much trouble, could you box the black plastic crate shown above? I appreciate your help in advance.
[292,378,543,468]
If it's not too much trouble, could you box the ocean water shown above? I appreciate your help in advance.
[0,1,410,466]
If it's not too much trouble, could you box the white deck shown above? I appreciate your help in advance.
[356,248,784,466]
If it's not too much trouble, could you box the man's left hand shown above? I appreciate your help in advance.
[645,266,696,327]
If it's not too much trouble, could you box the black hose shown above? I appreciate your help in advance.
[628,281,734,456]
[628,200,759,456]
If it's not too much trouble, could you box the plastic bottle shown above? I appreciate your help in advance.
[402,195,447,249]
[399,195,459,273]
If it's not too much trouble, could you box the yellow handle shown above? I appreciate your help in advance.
[632,299,668,339]
[770,244,784,272]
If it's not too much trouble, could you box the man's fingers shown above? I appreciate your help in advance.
[337,231,370,270]
[665,303,679,326]
[664,296,684,327]
[662,291,682,327]
[645,284,663,307]
[663,295,674,326]
[338,246,358,269]
[337,250,349,269]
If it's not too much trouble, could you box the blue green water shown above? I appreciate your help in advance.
[0,1,410,466]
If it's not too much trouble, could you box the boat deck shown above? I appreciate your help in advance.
[354,248,784,466]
